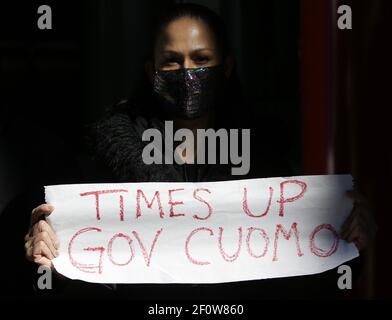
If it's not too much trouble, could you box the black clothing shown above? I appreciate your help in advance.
[43,100,361,300]
[91,99,291,183]
[0,100,361,300]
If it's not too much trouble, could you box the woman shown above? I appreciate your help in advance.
[24,3,375,298]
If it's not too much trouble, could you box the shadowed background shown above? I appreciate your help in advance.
[0,0,391,298]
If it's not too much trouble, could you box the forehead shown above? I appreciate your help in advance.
[156,17,217,51]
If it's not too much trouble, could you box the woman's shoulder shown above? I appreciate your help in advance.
[87,99,166,181]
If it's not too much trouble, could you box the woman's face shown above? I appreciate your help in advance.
[154,17,222,71]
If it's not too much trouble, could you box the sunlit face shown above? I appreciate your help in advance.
[154,17,222,71]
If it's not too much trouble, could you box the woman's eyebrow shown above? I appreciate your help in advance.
[160,48,215,56]
[160,50,183,58]
[191,48,214,54]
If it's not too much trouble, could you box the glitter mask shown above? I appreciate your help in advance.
[153,65,224,120]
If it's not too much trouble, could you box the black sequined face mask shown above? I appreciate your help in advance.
[153,65,225,120]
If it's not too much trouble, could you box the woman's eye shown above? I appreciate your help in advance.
[162,59,178,66]
[194,56,209,64]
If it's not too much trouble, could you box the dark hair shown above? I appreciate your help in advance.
[151,3,230,59]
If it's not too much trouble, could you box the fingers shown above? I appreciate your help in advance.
[340,209,355,236]
[346,224,361,243]
[350,227,368,252]
[26,237,56,262]
[31,204,54,226]
[25,205,59,269]
[34,239,57,259]
[353,237,367,252]
[26,240,53,260]
[343,190,377,250]
[341,215,370,251]
[33,256,53,270]
[341,190,360,235]
[341,213,358,240]
[33,231,59,258]
[33,220,59,249]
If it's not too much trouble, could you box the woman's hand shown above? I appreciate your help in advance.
[24,204,59,269]
[341,190,377,251]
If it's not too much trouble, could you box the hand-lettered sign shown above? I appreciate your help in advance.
[45,175,358,283]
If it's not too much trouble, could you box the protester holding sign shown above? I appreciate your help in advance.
[24,4,375,299]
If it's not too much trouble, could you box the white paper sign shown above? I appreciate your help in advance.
[45,175,359,284]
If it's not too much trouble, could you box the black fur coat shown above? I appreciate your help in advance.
[91,100,239,183]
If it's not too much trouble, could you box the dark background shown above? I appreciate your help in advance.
[1,0,301,174]
[0,0,391,299]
